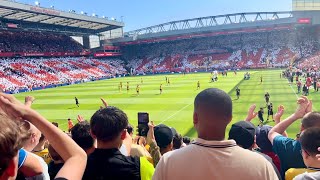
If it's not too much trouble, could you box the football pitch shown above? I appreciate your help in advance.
[14,69,320,138]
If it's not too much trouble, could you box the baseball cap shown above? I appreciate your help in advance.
[228,121,256,149]
[256,125,273,152]
[154,124,173,149]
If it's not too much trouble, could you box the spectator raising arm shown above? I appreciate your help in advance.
[245,104,258,122]
[273,105,288,137]
[0,93,87,180]
[268,96,311,143]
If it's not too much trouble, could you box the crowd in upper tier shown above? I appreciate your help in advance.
[0,31,84,53]
[123,29,318,74]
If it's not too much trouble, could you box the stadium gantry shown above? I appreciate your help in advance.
[124,12,293,37]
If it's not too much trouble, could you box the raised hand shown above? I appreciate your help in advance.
[25,96,35,107]
[306,100,313,114]
[101,98,108,108]
[245,104,258,122]
[77,115,85,123]
[0,93,29,120]
[294,96,310,119]
[146,121,155,145]
[274,105,285,124]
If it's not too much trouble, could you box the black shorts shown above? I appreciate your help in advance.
[268,111,273,115]
[258,116,264,122]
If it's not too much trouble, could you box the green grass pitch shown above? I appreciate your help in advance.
[14,69,320,138]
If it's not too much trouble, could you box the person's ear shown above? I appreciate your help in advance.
[193,111,198,125]
[169,141,173,151]
[31,133,36,143]
[90,129,97,139]
[120,129,127,140]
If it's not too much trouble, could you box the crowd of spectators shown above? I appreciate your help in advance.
[0,57,127,93]
[1,85,320,180]
[0,31,84,53]
[123,28,319,73]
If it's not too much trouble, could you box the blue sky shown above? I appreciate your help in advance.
[17,0,292,31]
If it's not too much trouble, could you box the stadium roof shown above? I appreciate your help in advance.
[125,11,293,37]
[113,11,320,44]
[0,0,124,35]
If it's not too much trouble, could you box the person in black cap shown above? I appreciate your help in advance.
[154,124,174,155]
[228,121,281,179]
[146,122,175,167]
[256,125,281,173]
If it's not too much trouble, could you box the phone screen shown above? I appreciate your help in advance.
[138,112,149,136]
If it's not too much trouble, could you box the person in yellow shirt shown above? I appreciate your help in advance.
[287,126,320,180]
[32,134,51,164]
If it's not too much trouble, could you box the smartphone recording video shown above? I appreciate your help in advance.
[138,112,149,136]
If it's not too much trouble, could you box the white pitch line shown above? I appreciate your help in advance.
[159,103,192,124]
[289,84,299,99]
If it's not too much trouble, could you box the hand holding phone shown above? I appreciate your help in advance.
[138,112,149,136]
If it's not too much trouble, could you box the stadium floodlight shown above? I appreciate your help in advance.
[92,13,96,17]
[110,17,115,21]
[50,5,54,9]
[81,11,84,15]
[102,16,105,18]
[34,1,40,6]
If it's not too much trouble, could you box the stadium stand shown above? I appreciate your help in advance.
[122,29,318,74]
[0,31,84,53]
[0,57,127,93]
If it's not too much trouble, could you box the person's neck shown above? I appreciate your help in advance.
[306,160,320,170]
[198,130,225,141]
[96,140,121,150]
[24,144,35,152]
[85,146,95,155]
[198,134,225,141]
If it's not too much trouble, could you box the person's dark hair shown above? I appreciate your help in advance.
[71,121,94,150]
[173,134,183,149]
[52,122,59,127]
[90,106,128,141]
[0,115,24,176]
[48,144,63,161]
[302,112,320,129]
[127,124,134,135]
[194,88,232,121]
[39,133,45,143]
[183,136,191,145]
[300,127,320,156]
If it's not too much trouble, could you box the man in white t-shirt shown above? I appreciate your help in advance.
[153,88,278,180]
